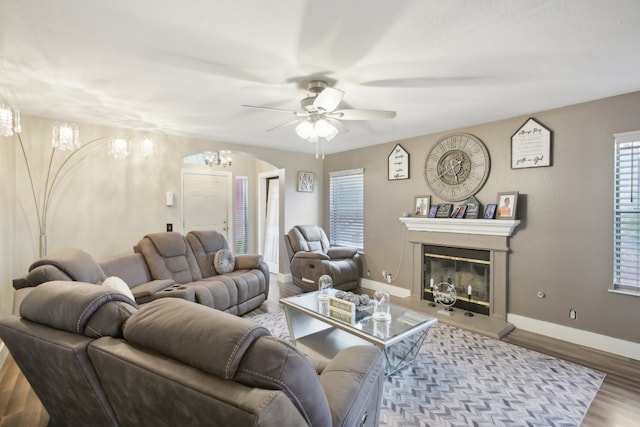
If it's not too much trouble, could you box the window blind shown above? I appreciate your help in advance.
[234,176,248,255]
[614,132,640,292]
[329,168,364,249]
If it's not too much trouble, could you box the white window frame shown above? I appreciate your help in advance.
[612,131,640,297]
[234,176,248,255]
[329,168,364,250]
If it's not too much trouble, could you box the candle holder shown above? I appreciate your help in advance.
[428,281,437,307]
[465,290,474,317]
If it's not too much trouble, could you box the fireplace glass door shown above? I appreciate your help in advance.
[423,245,490,315]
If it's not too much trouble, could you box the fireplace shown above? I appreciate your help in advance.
[423,245,490,315]
[399,217,520,322]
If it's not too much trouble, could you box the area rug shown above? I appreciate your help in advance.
[245,310,605,427]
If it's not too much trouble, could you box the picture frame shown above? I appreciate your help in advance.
[454,205,467,218]
[496,192,518,219]
[511,117,552,169]
[435,203,453,218]
[427,205,439,218]
[388,144,410,180]
[414,195,430,216]
[484,204,497,219]
[297,171,315,192]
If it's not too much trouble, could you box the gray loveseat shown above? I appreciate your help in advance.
[16,230,269,315]
[0,282,385,426]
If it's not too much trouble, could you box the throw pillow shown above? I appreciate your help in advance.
[213,249,235,274]
[102,276,135,301]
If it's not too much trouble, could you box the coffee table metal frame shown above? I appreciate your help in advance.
[280,291,437,375]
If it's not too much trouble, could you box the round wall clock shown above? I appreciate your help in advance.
[424,133,490,202]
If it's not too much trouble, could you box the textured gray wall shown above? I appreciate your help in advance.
[324,91,640,344]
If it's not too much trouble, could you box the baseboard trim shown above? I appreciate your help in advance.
[360,278,412,298]
[508,313,640,362]
[0,341,7,370]
[278,273,291,283]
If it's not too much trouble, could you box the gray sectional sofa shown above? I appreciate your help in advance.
[0,281,385,426]
[14,230,269,316]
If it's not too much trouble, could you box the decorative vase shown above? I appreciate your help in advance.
[318,275,333,301]
[373,290,391,321]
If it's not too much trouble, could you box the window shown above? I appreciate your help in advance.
[613,131,640,294]
[329,168,364,249]
[234,176,248,255]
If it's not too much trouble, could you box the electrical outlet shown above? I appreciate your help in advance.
[386,273,392,284]
[166,223,173,232]
[569,309,577,320]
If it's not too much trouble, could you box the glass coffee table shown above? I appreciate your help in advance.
[280,290,437,375]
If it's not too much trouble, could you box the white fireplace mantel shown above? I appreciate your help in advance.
[398,217,520,237]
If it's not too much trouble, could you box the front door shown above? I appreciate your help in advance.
[182,169,232,240]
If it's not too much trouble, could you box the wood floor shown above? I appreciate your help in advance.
[1,278,639,426]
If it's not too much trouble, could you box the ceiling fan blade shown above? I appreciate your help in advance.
[266,117,307,132]
[313,87,344,113]
[331,109,396,120]
[242,104,307,115]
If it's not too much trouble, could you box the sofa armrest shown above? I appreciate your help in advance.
[293,251,330,261]
[234,254,263,270]
[319,346,385,427]
[131,279,175,299]
[327,246,358,259]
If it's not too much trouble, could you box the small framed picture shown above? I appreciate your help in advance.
[436,203,453,218]
[297,171,315,192]
[427,205,439,218]
[484,204,497,219]
[414,195,430,216]
[454,205,467,218]
[496,192,518,219]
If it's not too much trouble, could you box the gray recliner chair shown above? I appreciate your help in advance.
[284,225,362,292]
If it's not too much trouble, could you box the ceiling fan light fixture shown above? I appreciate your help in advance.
[315,118,338,139]
[295,120,315,140]
[296,118,339,143]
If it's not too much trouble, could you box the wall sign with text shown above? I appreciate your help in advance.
[388,144,410,180]
[511,118,552,169]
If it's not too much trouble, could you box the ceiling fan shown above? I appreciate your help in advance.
[242,80,396,156]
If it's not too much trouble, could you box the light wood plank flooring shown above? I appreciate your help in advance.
[1,278,639,426]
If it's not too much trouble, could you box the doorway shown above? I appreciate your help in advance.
[259,171,281,274]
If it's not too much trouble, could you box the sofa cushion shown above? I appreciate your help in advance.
[19,281,138,338]
[214,249,235,274]
[100,253,151,287]
[135,232,202,283]
[236,336,332,427]
[27,248,107,286]
[186,230,231,278]
[123,298,269,379]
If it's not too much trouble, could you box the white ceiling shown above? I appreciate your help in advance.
[2,0,640,155]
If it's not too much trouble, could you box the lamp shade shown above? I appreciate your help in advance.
[0,104,21,137]
[109,137,131,159]
[295,120,315,140]
[140,137,156,158]
[52,122,80,151]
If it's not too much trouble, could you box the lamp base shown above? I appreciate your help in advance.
[39,233,47,257]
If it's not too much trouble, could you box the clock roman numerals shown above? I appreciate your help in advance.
[424,133,490,202]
